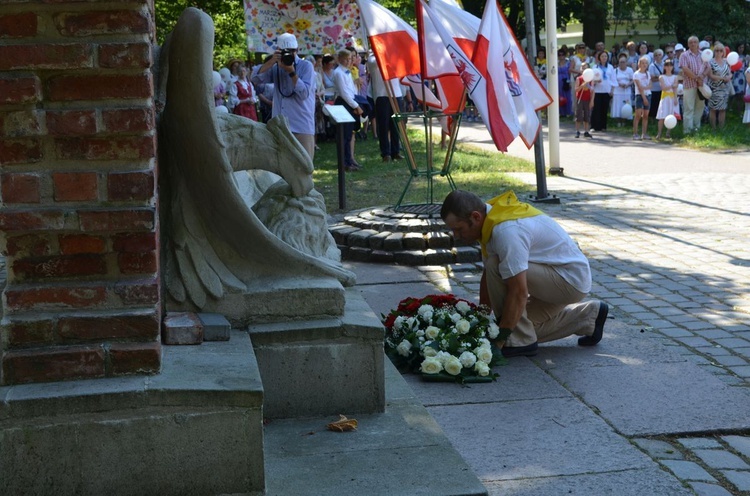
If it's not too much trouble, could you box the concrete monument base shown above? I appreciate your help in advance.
[0,331,264,496]
[249,288,385,419]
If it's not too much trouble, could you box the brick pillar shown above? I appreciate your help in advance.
[0,1,161,384]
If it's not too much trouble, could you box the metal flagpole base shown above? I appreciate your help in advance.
[548,167,564,176]
[528,193,560,204]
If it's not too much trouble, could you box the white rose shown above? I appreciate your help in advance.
[475,346,493,364]
[394,316,405,329]
[488,323,500,339]
[456,300,471,314]
[474,361,491,376]
[444,356,463,376]
[479,338,490,347]
[416,329,425,337]
[459,351,477,368]
[406,316,417,329]
[425,326,440,339]
[456,319,471,334]
[396,339,412,357]
[450,313,461,323]
[436,351,452,364]
[421,357,443,374]
[418,304,434,316]
[422,346,438,358]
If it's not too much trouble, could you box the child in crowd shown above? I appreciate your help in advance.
[632,56,652,140]
[574,63,593,138]
[655,59,679,139]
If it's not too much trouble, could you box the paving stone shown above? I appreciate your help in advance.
[722,436,750,458]
[348,228,378,248]
[383,232,404,251]
[632,438,683,460]
[367,231,392,250]
[347,246,372,262]
[660,460,716,482]
[720,470,750,491]
[710,355,749,367]
[728,366,750,377]
[454,245,480,263]
[693,449,750,470]
[423,249,454,266]
[162,312,203,345]
[688,481,735,496]
[370,250,395,263]
[402,232,426,250]
[426,231,452,249]
[675,336,714,348]
[678,438,723,449]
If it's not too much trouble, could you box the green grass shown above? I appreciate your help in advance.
[571,103,749,150]
[314,128,536,214]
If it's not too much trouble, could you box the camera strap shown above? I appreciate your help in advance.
[276,61,298,98]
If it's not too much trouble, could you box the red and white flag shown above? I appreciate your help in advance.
[356,0,419,81]
[475,0,552,147]
[421,0,518,151]
[357,0,443,110]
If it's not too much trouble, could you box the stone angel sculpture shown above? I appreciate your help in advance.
[156,8,354,325]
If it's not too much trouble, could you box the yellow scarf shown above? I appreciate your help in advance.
[480,191,544,257]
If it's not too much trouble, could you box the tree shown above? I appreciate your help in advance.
[155,0,247,68]
[651,0,750,43]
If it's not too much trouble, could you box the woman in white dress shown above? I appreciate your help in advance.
[611,53,634,125]
[655,59,679,139]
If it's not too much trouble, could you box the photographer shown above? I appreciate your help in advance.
[252,33,317,161]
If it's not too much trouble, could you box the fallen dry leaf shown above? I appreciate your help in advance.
[326,414,358,432]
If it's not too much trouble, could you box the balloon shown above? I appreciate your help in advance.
[677,83,684,96]
[559,96,568,106]
[621,103,633,120]
[727,51,739,66]
[701,49,713,62]
[731,61,743,72]
[219,67,231,85]
[664,114,677,129]
[582,68,594,82]
[593,68,603,81]
[216,105,229,113]
[699,83,712,99]
[212,71,221,88]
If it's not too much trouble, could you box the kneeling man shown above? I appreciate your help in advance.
[441,190,608,357]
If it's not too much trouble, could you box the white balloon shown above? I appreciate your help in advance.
[701,49,713,62]
[727,51,739,66]
[219,67,231,84]
[216,105,229,114]
[621,103,633,120]
[593,68,603,81]
[212,71,221,88]
[582,68,594,82]
[677,83,684,96]
[664,114,677,129]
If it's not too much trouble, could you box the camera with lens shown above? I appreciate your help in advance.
[280,49,295,66]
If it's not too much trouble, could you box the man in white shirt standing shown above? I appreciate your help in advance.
[441,190,608,358]
[331,48,364,171]
[366,54,404,162]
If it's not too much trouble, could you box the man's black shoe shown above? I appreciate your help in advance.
[501,341,538,358]
[578,302,608,346]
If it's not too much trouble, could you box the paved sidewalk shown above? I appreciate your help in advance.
[346,122,750,495]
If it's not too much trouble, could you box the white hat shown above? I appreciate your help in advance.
[674,43,685,51]
[698,40,710,50]
[277,33,298,50]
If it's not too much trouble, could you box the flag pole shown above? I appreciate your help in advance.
[415,0,434,205]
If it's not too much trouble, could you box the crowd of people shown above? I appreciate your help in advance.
[211,35,414,171]
[535,35,750,140]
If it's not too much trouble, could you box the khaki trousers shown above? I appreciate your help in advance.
[293,133,316,163]
[681,87,704,133]
[485,255,600,347]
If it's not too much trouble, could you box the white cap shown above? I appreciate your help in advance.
[277,33,298,50]
[699,40,710,49]
[674,43,685,51]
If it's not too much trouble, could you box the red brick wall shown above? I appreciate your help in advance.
[0,0,161,385]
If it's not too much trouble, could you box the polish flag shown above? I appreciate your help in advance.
[475,0,552,147]
[421,0,518,151]
[357,0,443,110]
[356,0,420,81]
[427,0,480,57]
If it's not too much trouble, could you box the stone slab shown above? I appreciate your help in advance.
[545,361,750,436]
[426,397,653,481]
[484,466,691,495]
[0,331,264,495]
[344,261,430,285]
[263,360,487,496]
[354,282,442,321]
[400,358,569,405]
[723,436,750,458]
[197,312,230,341]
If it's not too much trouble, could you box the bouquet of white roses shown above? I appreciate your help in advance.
[383,294,510,383]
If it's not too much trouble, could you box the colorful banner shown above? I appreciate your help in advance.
[244,0,363,54]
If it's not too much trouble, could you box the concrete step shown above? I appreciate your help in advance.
[263,359,488,496]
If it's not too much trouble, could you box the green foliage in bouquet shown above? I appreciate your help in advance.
[383,294,510,384]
